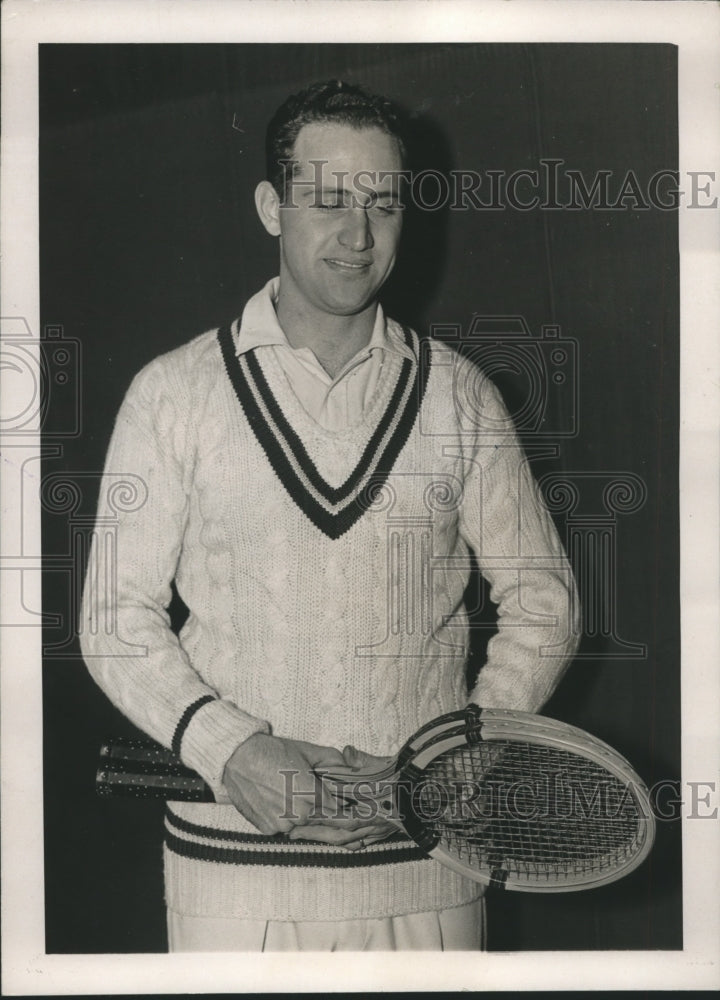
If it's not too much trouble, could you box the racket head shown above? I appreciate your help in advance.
[394,707,656,893]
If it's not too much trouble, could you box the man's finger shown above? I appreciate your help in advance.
[287,823,383,846]
[295,740,348,769]
[298,813,382,831]
[344,838,383,852]
[341,746,394,772]
[342,744,362,768]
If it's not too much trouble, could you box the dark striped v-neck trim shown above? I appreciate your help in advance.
[218,322,431,540]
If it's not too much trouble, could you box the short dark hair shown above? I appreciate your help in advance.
[265,79,407,197]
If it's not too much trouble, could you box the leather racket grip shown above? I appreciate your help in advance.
[96,737,215,802]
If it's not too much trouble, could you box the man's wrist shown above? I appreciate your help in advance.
[222,731,270,784]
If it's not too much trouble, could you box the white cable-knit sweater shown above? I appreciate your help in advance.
[79,296,580,921]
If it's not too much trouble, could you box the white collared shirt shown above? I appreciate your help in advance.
[235,277,415,430]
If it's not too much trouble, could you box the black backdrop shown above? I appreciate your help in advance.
[40,43,680,953]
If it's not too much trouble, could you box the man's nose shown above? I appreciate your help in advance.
[338,208,374,252]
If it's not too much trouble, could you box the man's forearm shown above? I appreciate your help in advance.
[80,360,269,794]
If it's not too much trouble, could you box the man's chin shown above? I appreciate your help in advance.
[318,290,380,318]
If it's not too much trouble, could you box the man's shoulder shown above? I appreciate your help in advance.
[384,319,502,407]
[415,332,511,432]
[126,326,225,399]
[424,334,463,365]
[421,333,482,391]
[384,318,461,368]
[140,326,223,377]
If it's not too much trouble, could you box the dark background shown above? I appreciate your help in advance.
[40,43,680,952]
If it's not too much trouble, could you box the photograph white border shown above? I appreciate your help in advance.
[2,0,718,992]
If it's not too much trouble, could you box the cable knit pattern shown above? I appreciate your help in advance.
[80,300,580,921]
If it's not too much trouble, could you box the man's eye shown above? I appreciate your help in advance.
[313,200,401,213]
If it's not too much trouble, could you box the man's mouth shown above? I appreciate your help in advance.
[325,258,371,271]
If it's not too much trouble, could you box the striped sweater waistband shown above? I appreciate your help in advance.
[164,806,429,869]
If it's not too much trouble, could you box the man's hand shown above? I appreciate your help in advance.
[288,744,398,851]
[222,733,349,835]
[223,736,399,850]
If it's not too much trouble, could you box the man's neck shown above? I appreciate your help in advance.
[275,293,377,380]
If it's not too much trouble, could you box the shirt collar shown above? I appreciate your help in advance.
[234,277,416,364]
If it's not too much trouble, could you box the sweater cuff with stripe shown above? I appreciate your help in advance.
[176,696,270,799]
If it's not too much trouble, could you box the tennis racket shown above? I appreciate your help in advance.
[96,705,656,892]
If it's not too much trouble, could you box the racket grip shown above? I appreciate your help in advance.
[96,738,216,802]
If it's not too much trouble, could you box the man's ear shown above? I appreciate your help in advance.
[254,180,282,237]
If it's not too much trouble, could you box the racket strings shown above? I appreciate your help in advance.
[414,742,644,879]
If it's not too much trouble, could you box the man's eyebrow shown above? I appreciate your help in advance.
[298,186,402,202]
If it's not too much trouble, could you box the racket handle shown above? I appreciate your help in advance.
[96,738,215,802]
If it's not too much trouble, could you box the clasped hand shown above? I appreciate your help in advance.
[222,733,396,851]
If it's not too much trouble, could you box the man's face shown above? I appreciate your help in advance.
[271,122,405,318]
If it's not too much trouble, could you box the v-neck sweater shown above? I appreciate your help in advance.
[234,276,415,431]
[80,312,580,921]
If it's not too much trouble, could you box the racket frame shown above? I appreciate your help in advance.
[327,706,656,893]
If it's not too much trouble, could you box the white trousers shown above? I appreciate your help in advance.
[167,898,486,952]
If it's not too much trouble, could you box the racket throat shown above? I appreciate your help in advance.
[488,856,510,890]
[395,768,442,856]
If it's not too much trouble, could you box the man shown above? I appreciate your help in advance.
[80,79,579,951]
